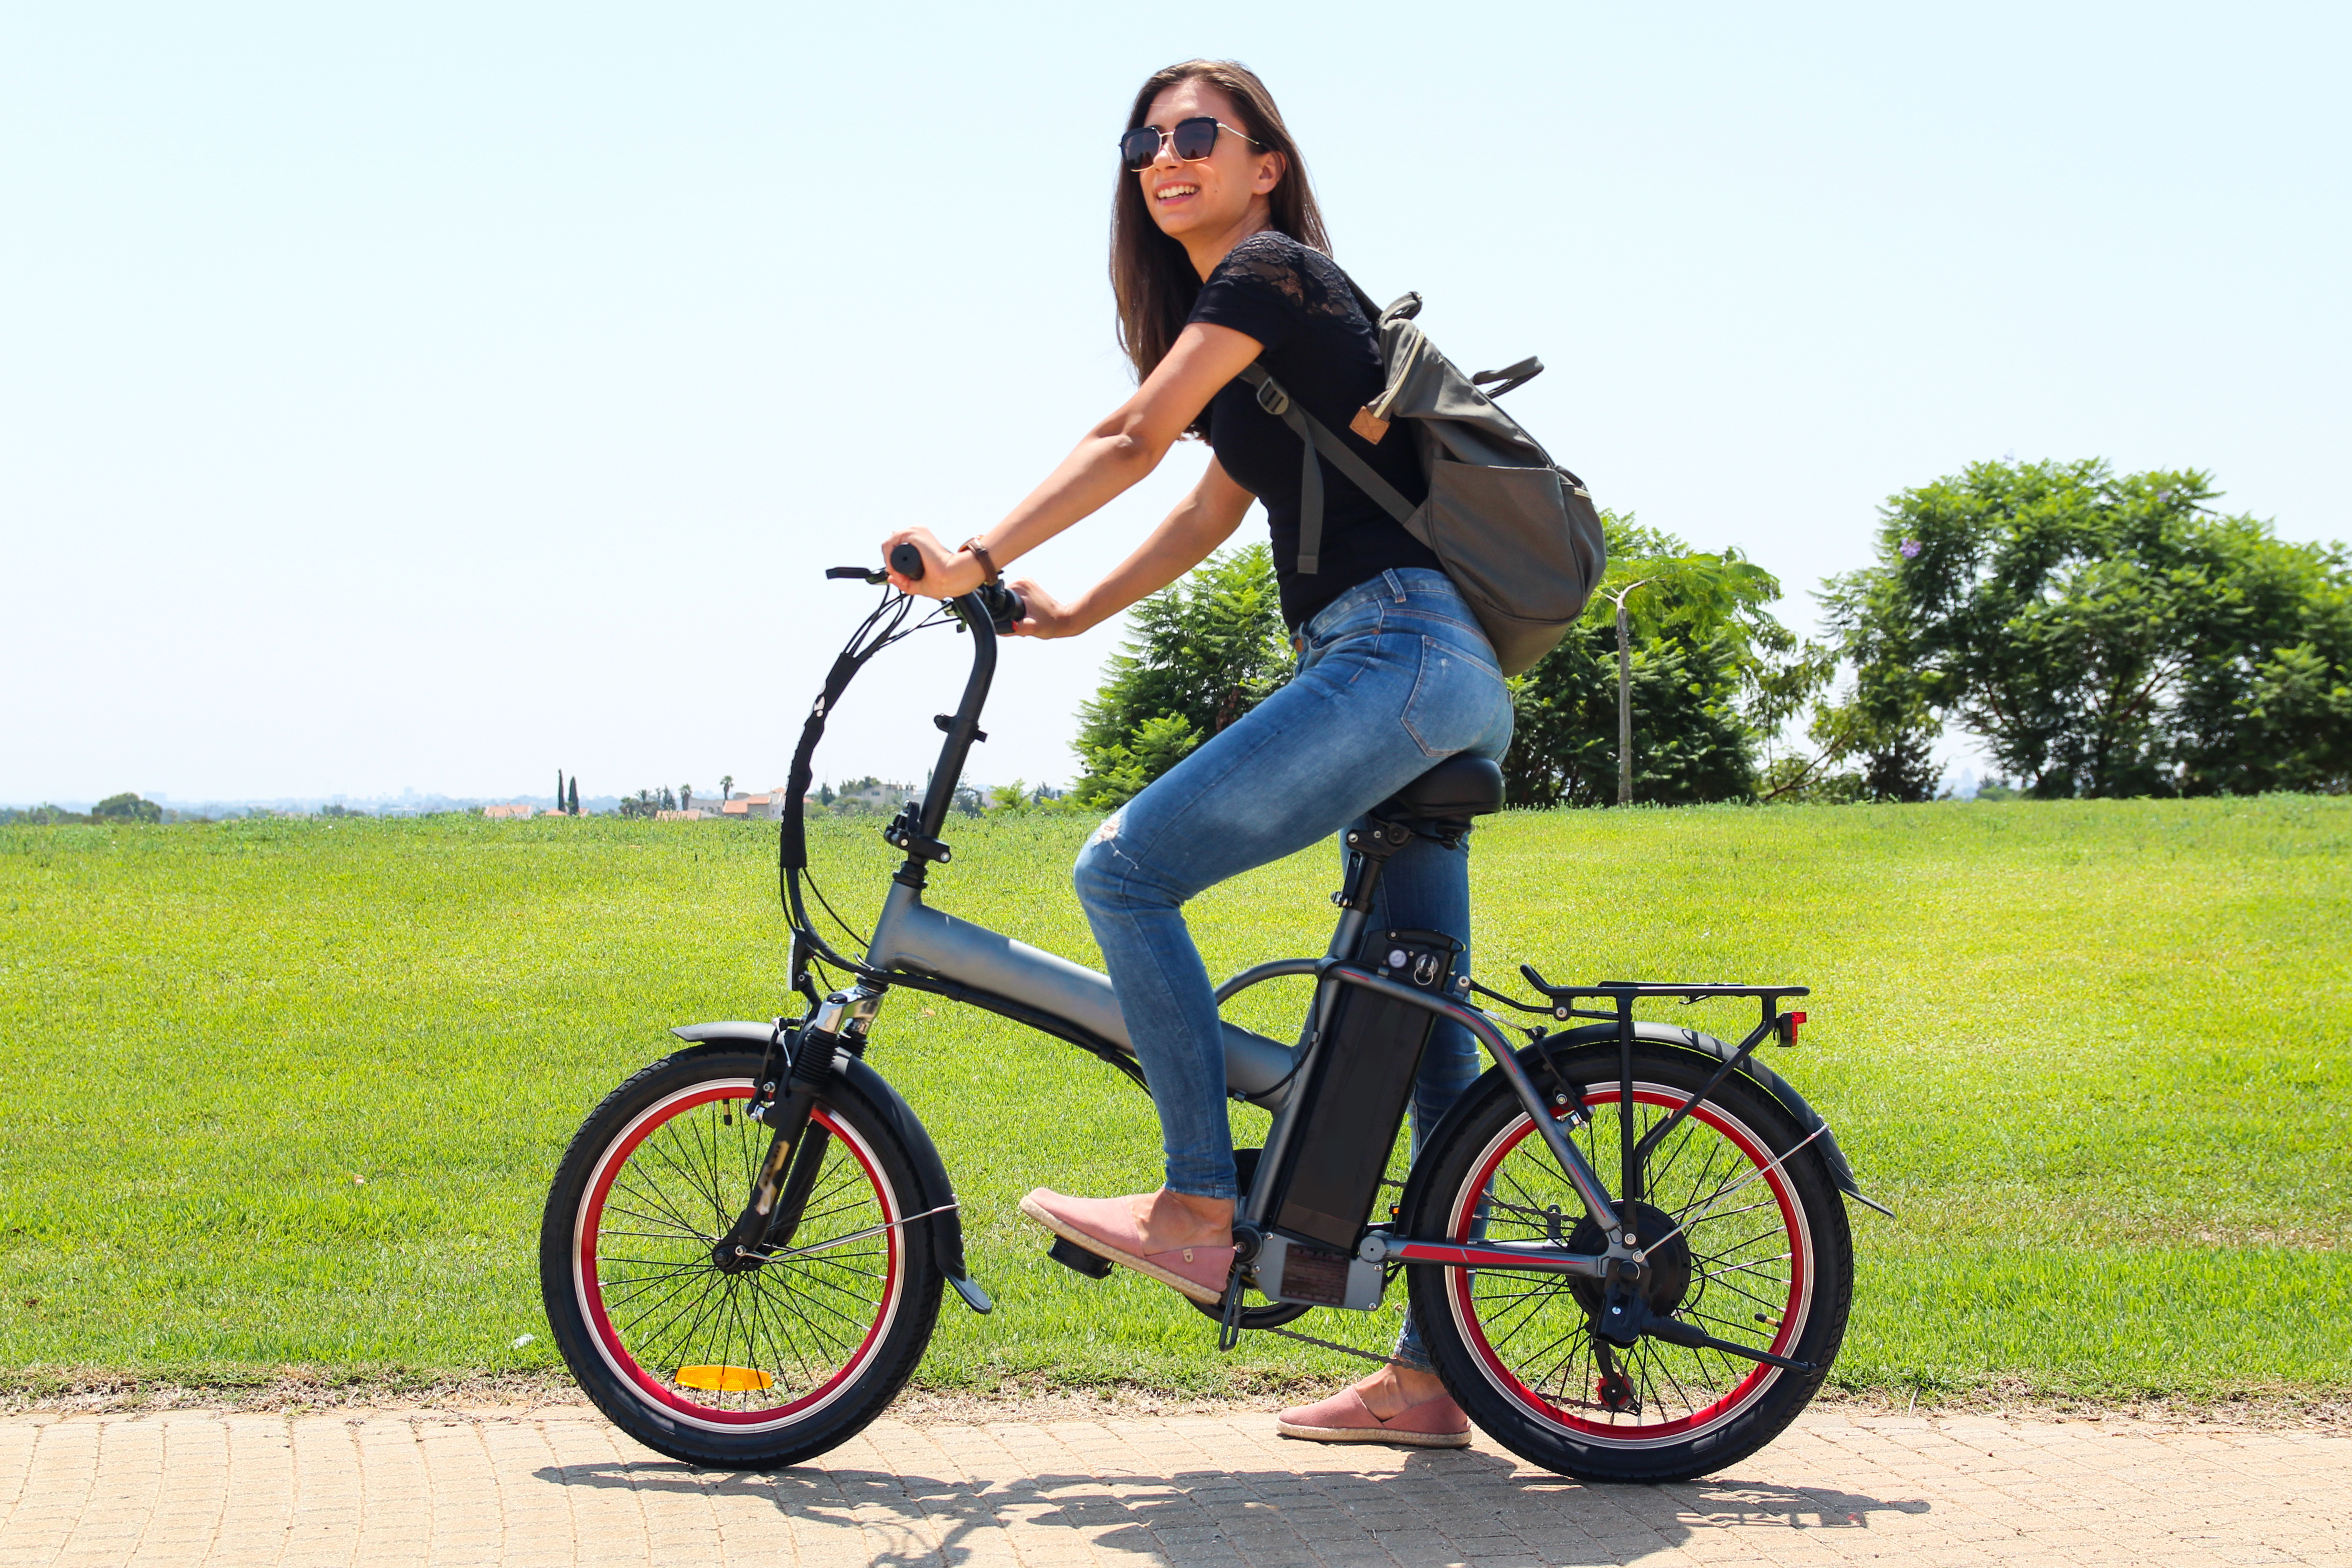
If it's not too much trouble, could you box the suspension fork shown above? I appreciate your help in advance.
[714,987,879,1266]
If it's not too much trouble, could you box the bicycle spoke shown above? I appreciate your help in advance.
[1449,1081,1813,1444]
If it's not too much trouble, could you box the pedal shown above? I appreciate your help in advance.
[1047,1236,1114,1280]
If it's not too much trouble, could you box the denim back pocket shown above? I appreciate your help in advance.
[1400,635,1511,757]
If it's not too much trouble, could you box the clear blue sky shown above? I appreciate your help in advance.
[4,2,2344,803]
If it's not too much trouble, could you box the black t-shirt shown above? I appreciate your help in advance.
[1188,231,1437,630]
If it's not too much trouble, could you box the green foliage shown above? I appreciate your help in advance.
[986,780,1080,816]
[91,792,164,823]
[1506,514,1802,808]
[1506,627,1759,807]
[0,804,92,826]
[2,801,2348,1400]
[2,795,163,826]
[1822,459,2352,799]
[1072,545,1290,810]
[615,787,677,820]
[1072,714,1202,811]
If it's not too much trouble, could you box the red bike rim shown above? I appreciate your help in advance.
[1446,1081,1810,1447]
[574,1081,903,1432]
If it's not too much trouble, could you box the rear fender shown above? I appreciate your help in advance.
[1407,1021,1889,1218]
[667,1022,991,1308]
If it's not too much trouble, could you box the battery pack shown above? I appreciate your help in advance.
[1266,929,1461,1251]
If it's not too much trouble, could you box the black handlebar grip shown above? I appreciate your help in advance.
[972,583,1023,634]
[888,542,926,581]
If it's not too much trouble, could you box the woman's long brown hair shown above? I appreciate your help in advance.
[1110,60,1330,402]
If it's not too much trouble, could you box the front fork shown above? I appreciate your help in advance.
[714,986,879,1270]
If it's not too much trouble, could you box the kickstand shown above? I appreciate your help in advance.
[1216,1264,1246,1352]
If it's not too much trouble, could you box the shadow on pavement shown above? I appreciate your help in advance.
[534,1448,1932,1566]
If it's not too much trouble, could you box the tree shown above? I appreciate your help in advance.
[556,769,564,810]
[1820,459,2351,798]
[720,774,734,801]
[0,805,91,825]
[681,784,694,811]
[567,778,580,815]
[1592,535,1780,805]
[1072,544,1291,810]
[91,792,163,824]
[1506,516,1795,809]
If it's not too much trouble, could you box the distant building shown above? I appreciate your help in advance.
[483,803,534,821]
[655,809,707,822]
[719,789,790,821]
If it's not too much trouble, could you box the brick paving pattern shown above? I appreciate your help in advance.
[0,1403,2344,1566]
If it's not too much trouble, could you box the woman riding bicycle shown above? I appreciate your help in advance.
[883,59,1511,1447]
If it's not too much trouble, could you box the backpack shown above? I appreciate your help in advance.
[1238,290,1607,677]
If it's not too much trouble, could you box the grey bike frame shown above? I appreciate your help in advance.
[859,864,1632,1257]
[861,879,1300,1110]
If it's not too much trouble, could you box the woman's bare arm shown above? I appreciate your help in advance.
[1009,457,1256,639]
[882,321,1263,597]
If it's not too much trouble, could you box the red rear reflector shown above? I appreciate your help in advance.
[1782,1011,1806,1043]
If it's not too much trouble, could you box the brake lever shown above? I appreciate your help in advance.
[826,565,889,584]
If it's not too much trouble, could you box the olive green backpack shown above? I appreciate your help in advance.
[1239,290,1606,677]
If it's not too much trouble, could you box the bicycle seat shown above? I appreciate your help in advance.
[1373,755,1506,821]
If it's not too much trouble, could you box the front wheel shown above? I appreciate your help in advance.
[538,1046,943,1468]
[1404,1041,1853,1483]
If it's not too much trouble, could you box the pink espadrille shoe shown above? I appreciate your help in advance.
[1018,1188,1234,1304]
[1275,1386,1471,1448]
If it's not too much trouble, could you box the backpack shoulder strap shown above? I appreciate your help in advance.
[1237,364,1415,575]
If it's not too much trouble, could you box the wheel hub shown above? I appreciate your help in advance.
[1564,1201,1692,1318]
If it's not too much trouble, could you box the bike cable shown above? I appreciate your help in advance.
[780,584,962,975]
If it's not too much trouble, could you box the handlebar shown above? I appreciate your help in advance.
[887,543,1026,634]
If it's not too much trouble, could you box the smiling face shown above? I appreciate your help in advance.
[1134,77,1284,247]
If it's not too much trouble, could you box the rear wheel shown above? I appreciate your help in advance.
[1405,1042,1852,1483]
[539,1047,943,1468]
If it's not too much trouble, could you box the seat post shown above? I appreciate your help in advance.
[1326,819,1412,959]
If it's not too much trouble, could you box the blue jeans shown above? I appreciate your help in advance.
[1073,567,1514,1370]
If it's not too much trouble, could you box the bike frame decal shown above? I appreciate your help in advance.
[575,1081,904,1433]
[1447,1082,1812,1449]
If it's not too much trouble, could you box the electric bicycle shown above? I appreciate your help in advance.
[538,556,1884,1483]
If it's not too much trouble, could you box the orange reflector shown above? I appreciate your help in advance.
[675,1364,773,1392]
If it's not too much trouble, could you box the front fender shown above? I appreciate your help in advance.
[668,1021,991,1307]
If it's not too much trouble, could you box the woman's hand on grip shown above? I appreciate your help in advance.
[882,527,985,599]
[1005,578,1078,639]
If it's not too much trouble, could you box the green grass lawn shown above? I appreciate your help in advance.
[2,797,2346,1403]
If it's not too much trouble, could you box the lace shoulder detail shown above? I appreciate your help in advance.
[1206,231,1358,319]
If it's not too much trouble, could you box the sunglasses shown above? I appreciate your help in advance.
[1119,116,1262,173]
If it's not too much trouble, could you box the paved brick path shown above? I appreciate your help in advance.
[0,1402,2345,1567]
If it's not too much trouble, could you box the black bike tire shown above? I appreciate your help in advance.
[538,1045,944,1469]
[1404,1041,1853,1484]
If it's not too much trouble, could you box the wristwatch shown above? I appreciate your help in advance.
[960,537,1001,586]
